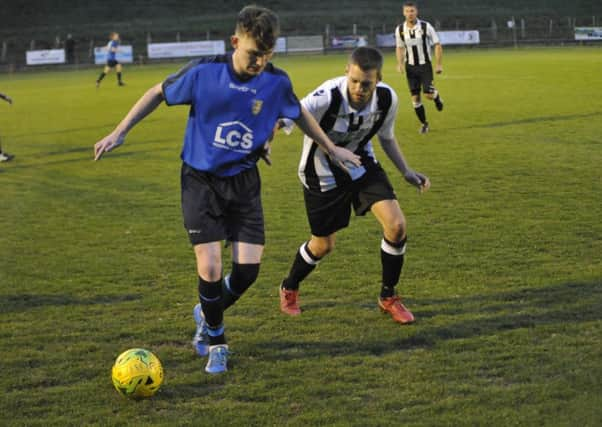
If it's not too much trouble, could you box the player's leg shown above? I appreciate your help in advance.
[371,199,414,324]
[96,65,110,87]
[221,242,263,310]
[181,163,229,366]
[220,165,265,311]
[116,63,125,86]
[422,65,443,112]
[279,234,336,315]
[193,241,230,373]
[0,139,14,162]
[280,186,351,315]
[406,66,428,133]
[371,200,414,324]
[352,166,413,324]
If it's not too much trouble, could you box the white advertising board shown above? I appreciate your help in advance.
[147,41,226,59]
[26,49,65,65]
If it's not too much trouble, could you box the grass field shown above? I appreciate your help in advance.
[1,47,601,426]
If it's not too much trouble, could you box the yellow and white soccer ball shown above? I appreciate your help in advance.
[111,348,163,398]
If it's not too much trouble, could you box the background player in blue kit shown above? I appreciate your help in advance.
[96,32,125,87]
[93,6,360,374]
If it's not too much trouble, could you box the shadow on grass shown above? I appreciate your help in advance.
[9,118,163,139]
[448,111,602,131]
[259,281,602,359]
[0,293,142,312]
[6,147,178,170]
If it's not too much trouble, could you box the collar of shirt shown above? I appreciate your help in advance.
[404,19,422,32]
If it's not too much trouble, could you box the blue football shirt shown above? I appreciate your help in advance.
[107,40,119,61]
[162,54,301,177]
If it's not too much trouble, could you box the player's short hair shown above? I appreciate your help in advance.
[349,47,384,77]
[235,5,280,52]
[403,1,418,8]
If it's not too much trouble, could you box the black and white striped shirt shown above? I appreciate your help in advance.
[395,19,440,66]
[284,77,398,192]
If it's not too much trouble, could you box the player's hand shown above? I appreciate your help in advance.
[260,142,272,166]
[435,65,443,74]
[329,146,361,174]
[94,131,125,161]
[6,96,12,105]
[404,170,431,193]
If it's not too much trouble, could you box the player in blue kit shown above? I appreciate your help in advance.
[96,32,125,87]
[93,6,360,374]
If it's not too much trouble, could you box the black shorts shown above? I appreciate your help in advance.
[303,165,397,237]
[181,163,265,246]
[106,59,119,68]
[405,63,435,96]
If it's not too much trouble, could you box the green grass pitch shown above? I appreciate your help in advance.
[1,47,601,426]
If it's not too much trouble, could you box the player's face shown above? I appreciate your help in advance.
[231,33,274,78]
[346,63,379,110]
[403,6,418,24]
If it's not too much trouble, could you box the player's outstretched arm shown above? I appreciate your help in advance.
[294,106,361,172]
[94,83,164,160]
[379,136,431,193]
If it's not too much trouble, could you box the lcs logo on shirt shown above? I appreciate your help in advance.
[213,121,254,152]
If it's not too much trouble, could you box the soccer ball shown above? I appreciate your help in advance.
[111,348,163,398]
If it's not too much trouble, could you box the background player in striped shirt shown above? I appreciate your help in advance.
[93,6,360,374]
[96,32,125,87]
[278,47,430,325]
[396,1,444,134]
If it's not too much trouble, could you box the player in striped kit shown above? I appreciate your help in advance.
[278,47,430,325]
[395,1,444,134]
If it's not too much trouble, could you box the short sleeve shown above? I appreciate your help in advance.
[395,25,405,48]
[279,82,333,132]
[278,77,302,120]
[377,89,399,140]
[301,83,333,122]
[427,23,440,45]
[162,60,200,106]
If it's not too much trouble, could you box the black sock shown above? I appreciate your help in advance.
[117,72,122,83]
[96,72,106,83]
[282,242,321,291]
[222,263,260,310]
[414,104,427,124]
[380,237,407,298]
[198,276,226,345]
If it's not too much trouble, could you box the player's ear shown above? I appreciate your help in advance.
[230,35,239,50]
[345,64,350,74]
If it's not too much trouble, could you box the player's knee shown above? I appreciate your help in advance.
[228,263,260,296]
[424,93,434,100]
[197,260,222,282]
[385,219,407,242]
[412,100,422,108]
[310,237,335,257]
